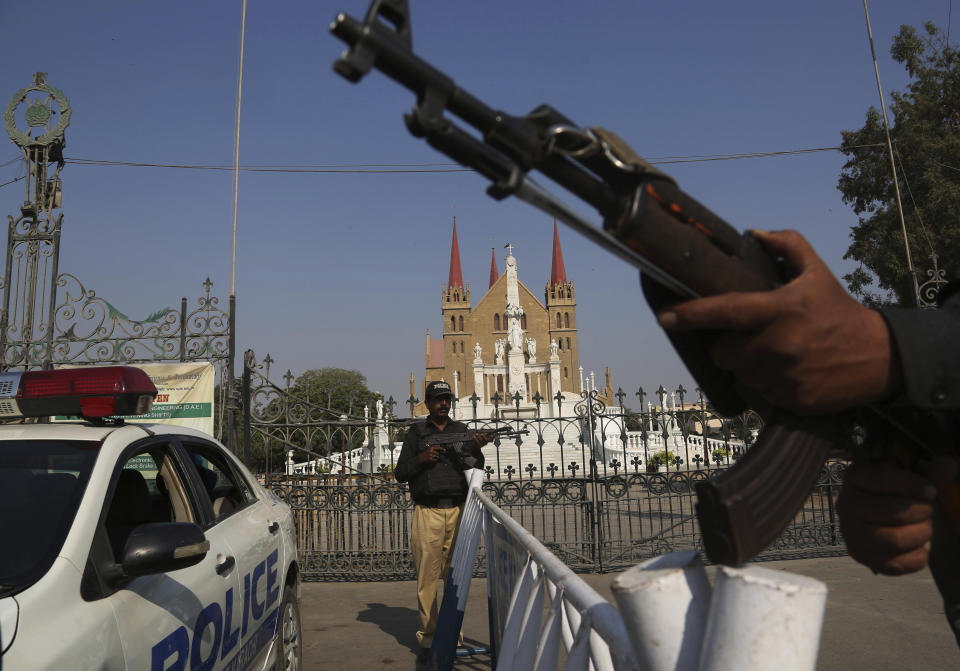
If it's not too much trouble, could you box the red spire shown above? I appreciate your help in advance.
[550,219,567,285]
[488,247,499,288]
[448,217,464,290]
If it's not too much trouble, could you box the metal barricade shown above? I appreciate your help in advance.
[428,470,637,670]
[427,471,828,671]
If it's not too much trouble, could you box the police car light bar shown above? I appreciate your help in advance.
[0,366,158,419]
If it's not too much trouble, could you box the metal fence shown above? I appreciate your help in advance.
[245,356,847,581]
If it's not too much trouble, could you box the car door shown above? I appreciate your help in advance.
[178,438,285,669]
[102,438,243,671]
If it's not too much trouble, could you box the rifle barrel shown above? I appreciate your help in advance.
[331,13,500,132]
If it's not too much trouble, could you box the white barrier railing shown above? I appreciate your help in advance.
[427,469,636,671]
[424,472,827,671]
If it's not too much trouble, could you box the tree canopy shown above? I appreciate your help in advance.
[287,367,384,418]
[837,22,960,306]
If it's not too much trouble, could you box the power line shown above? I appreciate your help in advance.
[648,145,874,164]
[0,143,884,190]
[62,158,475,173]
[59,145,870,173]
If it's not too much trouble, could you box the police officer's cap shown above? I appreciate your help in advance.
[425,380,453,401]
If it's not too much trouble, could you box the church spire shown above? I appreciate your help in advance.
[448,217,464,290]
[488,247,499,288]
[550,219,567,286]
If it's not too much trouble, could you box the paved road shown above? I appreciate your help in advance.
[300,556,958,670]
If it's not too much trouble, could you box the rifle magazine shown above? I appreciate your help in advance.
[695,413,833,565]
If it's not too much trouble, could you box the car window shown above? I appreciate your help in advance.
[0,440,99,597]
[104,445,196,561]
[181,442,255,524]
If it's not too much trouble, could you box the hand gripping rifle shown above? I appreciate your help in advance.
[330,0,948,565]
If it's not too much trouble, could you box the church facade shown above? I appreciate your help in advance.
[412,219,612,419]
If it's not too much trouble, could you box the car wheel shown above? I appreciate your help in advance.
[274,584,302,671]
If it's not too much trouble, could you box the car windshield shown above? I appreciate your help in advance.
[0,440,99,597]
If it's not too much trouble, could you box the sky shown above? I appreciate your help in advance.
[0,1,953,410]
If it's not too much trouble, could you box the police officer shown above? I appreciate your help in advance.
[395,380,491,662]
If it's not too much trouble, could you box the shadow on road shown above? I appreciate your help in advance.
[356,602,420,654]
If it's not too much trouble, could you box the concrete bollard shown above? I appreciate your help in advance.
[611,550,711,671]
[697,565,827,671]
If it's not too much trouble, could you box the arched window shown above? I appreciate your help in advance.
[451,316,456,331]
[458,316,464,331]
[556,313,562,328]
[558,339,563,351]
[564,312,569,328]
[567,287,572,298]
[521,314,527,329]
[566,338,571,349]
[563,367,568,378]
[494,314,500,330]
[461,340,465,354]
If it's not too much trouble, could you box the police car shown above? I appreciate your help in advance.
[0,367,301,671]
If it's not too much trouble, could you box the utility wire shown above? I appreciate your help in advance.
[862,0,918,306]
[54,144,876,174]
[0,143,888,190]
[892,148,936,257]
[231,0,247,297]
[62,158,475,173]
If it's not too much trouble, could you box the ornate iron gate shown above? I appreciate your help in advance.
[3,74,236,446]
[244,352,847,581]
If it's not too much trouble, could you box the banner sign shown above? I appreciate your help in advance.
[55,362,215,434]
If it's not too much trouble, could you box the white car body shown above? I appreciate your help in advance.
[0,422,300,671]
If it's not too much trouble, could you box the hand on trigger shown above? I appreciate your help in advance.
[418,445,444,464]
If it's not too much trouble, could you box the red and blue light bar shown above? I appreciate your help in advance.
[0,366,158,419]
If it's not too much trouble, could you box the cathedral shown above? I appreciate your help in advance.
[411,219,613,419]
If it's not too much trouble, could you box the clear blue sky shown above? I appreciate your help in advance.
[0,1,951,409]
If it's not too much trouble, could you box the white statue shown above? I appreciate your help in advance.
[525,337,536,362]
[550,339,558,357]
[474,342,482,360]
[376,398,384,419]
[495,339,505,364]
[508,320,524,350]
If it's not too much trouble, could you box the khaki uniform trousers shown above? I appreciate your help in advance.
[411,503,464,649]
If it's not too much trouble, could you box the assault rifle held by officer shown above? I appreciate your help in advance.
[329,0,960,579]
[425,425,529,464]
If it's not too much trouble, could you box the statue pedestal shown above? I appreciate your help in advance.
[507,349,526,398]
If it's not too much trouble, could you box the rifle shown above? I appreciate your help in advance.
[330,0,948,565]
[426,426,529,462]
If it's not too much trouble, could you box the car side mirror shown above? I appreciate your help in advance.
[120,522,209,578]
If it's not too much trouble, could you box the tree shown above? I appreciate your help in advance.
[837,22,960,306]
[245,367,387,473]
[287,367,382,418]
